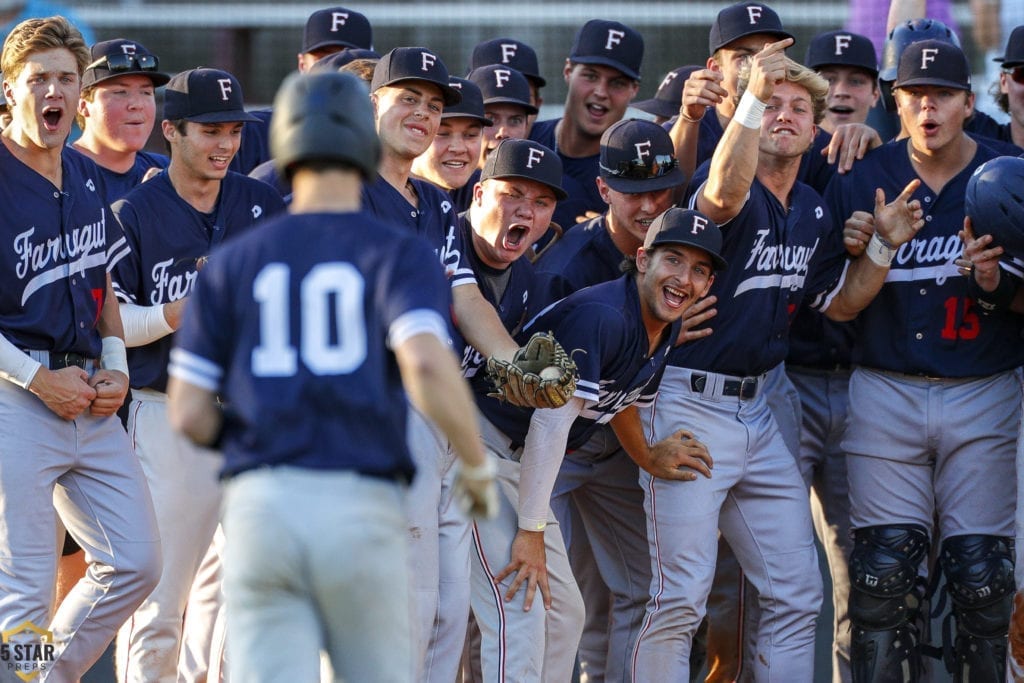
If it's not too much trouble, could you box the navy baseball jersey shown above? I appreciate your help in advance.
[530,214,625,312]
[169,211,451,480]
[672,165,847,376]
[529,119,605,230]
[91,150,169,203]
[455,213,535,380]
[229,108,273,176]
[478,274,680,450]
[111,171,285,391]
[0,144,125,357]
[362,176,476,290]
[826,139,1024,376]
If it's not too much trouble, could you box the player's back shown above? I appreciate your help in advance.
[179,210,449,479]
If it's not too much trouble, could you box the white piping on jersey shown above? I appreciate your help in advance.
[21,250,107,306]
[168,347,222,392]
[883,262,961,286]
[734,272,808,296]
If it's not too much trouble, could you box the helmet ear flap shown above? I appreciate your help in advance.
[271,71,380,181]
[965,156,1024,262]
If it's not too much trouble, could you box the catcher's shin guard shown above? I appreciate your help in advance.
[939,534,1014,683]
[848,524,930,683]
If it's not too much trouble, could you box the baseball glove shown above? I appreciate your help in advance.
[486,331,578,409]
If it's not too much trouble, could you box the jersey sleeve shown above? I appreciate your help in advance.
[168,257,233,392]
[798,193,848,311]
[110,198,144,305]
[379,235,453,345]
[539,301,622,403]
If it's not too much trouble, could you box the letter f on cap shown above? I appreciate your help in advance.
[526,147,544,168]
[920,47,938,69]
[833,34,851,55]
[747,5,763,24]
[421,51,437,72]
[606,29,625,50]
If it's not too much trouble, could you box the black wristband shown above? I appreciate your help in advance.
[967,271,1017,315]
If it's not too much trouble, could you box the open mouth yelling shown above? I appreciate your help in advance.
[586,103,609,121]
[828,105,854,117]
[502,224,530,251]
[920,120,940,135]
[41,106,63,131]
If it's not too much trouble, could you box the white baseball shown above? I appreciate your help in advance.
[540,366,561,380]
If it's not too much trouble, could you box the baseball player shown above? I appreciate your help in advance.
[166,69,497,683]
[410,76,490,205]
[471,205,724,683]
[830,40,1023,682]
[231,5,374,176]
[457,64,538,214]
[629,40,926,681]
[528,19,642,230]
[631,65,701,126]
[364,47,566,682]
[468,37,546,132]
[0,15,160,680]
[778,28,881,683]
[110,67,285,683]
[529,117,691,683]
[982,25,1024,148]
[72,38,170,198]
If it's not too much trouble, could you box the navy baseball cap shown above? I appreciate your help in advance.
[467,65,538,114]
[308,48,380,74]
[709,3,793,54]
[443,77,492,125]
[570,19,644,81]
[599,118,685,194]
[371,47,462,106]
[469,38,546,87]
[805,30,878,76]
[82,39,170,90]
[482,138,567,200]
[644,207,727,271]
[631,66,701,120]
[996,25,1024,67]
[895,39,971,91]
[302,7,372,52]
[163,68,259,123]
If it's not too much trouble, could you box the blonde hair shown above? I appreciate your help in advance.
[736,57,829,125]
[1,16,89,82]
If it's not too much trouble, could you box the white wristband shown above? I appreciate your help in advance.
[101,336,130,377]
[460,456,497,482]
[734,90,767,129]
[865,232,896,267]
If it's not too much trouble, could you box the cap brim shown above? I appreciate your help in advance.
[524,73,547,88]
[650,238,728,270]
[186,110,262,123]
[486,171,567,200]
[996,57,1024,67]
[570,55,640,81]
[894,77,969,91]
[84,70,172,90]
[304,39,363,53]
[712,29,794,54]
[631,98,677,120]
[442,112,493,126]
[376,77,463,106]
[481,96,539,115]
[603,167,686,194]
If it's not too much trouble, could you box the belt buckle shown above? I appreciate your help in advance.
[740,376,758,399]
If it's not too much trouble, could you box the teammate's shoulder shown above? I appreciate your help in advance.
[527,119,558,145]
[535,215,607,268]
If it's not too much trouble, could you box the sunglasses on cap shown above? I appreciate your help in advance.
[1004,66,1024,85]
[87,53,160,74]
[600,154,678,180]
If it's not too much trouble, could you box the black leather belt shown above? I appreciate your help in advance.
[47,352,92,371]
[690,373,761,399]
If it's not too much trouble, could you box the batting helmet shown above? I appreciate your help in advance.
[879,18,960,111]
[271,71,379,181]
[965,156,1024,261]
